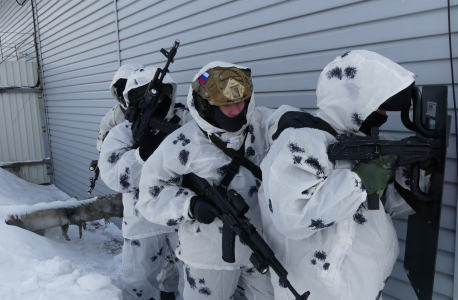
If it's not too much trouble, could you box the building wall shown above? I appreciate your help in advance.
[0,61,49,184]
[29,0,458,299]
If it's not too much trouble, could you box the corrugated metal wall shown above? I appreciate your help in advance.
[0,61,49,184]
[0,0,37,62]
[31,0,458,299]
[34,0,119,198]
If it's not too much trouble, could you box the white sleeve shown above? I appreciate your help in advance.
[96,104,126,152]
[137,131,197,227]
[98,121,143,194]
[261,128,367,240]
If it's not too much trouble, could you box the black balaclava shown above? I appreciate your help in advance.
[153,95,172,120]
[210,100,248,133]
[359,111,388,136]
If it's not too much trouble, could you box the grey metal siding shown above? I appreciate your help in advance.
[0,0,36,62]
[27,0,458,299]
[35,0,118,198]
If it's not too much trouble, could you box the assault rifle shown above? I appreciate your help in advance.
[126,40,181,147]
[327,85,450,300]
[182,173,310,300]
[87,160,99,194]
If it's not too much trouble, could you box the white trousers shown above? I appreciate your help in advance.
[182,264,275,300]
[122,232,182,300]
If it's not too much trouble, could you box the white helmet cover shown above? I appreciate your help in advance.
[123,66,178,120]
[316,50,416,134]
[110,63,144,108]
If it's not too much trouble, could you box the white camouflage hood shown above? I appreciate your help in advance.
[316,50,415,134]
[110,63,144,108]
[187,61,255,148]
[124,66,178,121]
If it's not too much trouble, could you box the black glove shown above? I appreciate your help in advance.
[138,130,165,161]
[189,196,219,224]
[272,111,317,140]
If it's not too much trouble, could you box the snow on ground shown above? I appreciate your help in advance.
[0,168,124,300]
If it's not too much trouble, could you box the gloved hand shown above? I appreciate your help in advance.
[402,136,436,176]
[272,111,317,140]
[352,155,397,195]
[139,130,164,161]
[189,196,219,224]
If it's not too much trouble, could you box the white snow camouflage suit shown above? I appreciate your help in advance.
[137,62,298,300]
[258,50,419,300]
[96,64,143,152]
[99,67,193,300]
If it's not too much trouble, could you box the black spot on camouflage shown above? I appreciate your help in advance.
[248,185,258,197]
[166,216,184,226]
[311,259,317,265]
[185,266,197,290]
[402,168,411,187]
[108,152,120,164]
[314,250,327,261]
[323,262,330,270]
[132,288,143,297]
[384,276,390,284]
[351,112,364,127]
[134,79,138,85]
[190,99,195,107]
[160,176,182,186]
[124,238,130,243]
[196,227,201,233]
[375,290,382,300]
[151,255,158,262]
[353,204,367,225]
[199,287,211,296]
[255,179,261,188]
[245,147,255,158]
[149,186,164,197]
[132,187,139,200]
[217,165,228,176]
[288,142,305,153]
[344,66,357,79]
[269,199,273,213]
[175,188,189,197]
[341,51,350,58]
[245,267,255,274]
[247,124,255,143]
[326,66,343,80]
[218,226,223,234]
[305,155,326,178]
[119,169,130,190]
[131,240,141,247]
[173,133,191,146]
[199,278,206,285]
[179,149,190,165]
[308,219,335,230]
[293,155,302,165]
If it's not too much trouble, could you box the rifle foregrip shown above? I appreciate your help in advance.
[222,222,236,263]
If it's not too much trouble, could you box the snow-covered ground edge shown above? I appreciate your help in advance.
[0,168,124,300]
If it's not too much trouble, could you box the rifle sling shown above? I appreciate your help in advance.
[200,128,262,187]
[316,118,338,137]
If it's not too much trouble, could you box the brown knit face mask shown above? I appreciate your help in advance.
[191,67,253,106]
